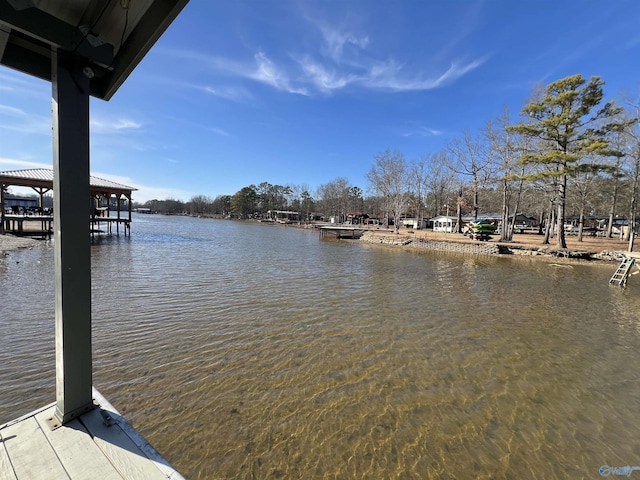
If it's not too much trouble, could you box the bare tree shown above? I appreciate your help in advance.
[448,130,492,220]
[600,129,628,238]
[424,150,456,218]
[317,177,351,221]
[188,195,212,215]
[485,109,527,241]
[567,156,601,241]
[367,150,408,228]
[408,156,429,228]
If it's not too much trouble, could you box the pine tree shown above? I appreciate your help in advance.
[508,74,625,249]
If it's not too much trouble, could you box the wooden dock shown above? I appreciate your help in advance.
[1,215,53,238]
[90,217,131,236]
[317,225,365,239]
[1,215,131,238]
[0,389,184,480]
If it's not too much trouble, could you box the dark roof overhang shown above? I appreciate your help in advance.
[0,0,189,100]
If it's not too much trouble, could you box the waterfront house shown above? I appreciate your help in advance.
[401,217,428,229]
[4,194,40,213]
[431,215,458,232]
[267,210,301,223]
[364,214,384,226]
[346,211,367,224]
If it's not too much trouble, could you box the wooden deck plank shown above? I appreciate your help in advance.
[0,441,17,480]
[1,417,69,480]
[92,390,184,480]
[0,391,183,480]
[33,408,123,480]
[80,408,168,480]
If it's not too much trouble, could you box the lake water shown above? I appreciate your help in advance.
[1,214,640,479]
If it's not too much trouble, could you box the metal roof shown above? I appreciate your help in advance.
[0,0,189,100]
[0,168,136,194]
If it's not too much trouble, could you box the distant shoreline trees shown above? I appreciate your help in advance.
[135,73,640,250]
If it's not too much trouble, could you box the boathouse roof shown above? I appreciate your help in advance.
[0,0,189,101]
[0,168,136,196]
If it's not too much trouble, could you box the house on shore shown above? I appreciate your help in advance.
[431,215,458,232]
[266,210,300,223]
[364,214,384,226]
[401,217,428,229]
[3,193,41,213]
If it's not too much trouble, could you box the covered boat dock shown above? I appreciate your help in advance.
[0,168,137,237]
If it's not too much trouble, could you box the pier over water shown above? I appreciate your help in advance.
[1,169,135,238]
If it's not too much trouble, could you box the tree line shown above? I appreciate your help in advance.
[138,74,640,250]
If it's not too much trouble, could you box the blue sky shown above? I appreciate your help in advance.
[2,0,640,203]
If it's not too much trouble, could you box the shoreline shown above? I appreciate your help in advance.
[0,235,43,256]
[3,217,631,267]
[357,229,630,266]
[200,217,634,265]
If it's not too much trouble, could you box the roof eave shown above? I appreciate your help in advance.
[0,0,189,101]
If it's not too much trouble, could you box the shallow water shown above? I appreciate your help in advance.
[1,215,640,479]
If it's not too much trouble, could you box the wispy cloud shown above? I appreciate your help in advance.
[157,48,309,96]
[316,23,369,63]
[300,14,486,93]
[0,103,50,135]
[250,52,309,95]
[402,126,444,138]
[627,35,640,49]
[199,85,253,101]
[0,104,24,116]
[363,57,487,92]
[296,55,488,93]
[0,157,51,169]
[434,0,483,62]
[90,117,143,134]
[156,15,487,97]
[0,70,48,97]
[211,127,230,137]
[298,57,357,92]
[89,114,157,154]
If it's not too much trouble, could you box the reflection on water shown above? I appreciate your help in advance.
[2,215,640,479]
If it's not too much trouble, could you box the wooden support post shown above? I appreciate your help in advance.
[117,193,122,236]
[127,193,132,236]
[52,50,94,424]
[0,185,5,235]
[31,187,51,212]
